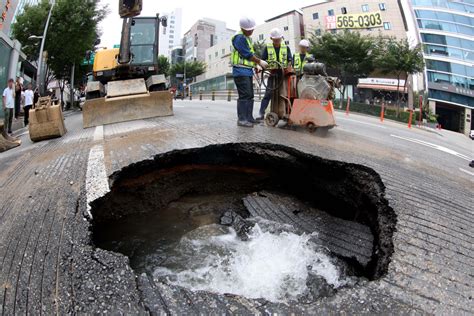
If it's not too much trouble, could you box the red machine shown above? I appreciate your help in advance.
[259,61,340,133]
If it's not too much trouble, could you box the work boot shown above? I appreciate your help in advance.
[237,120,253,128]
[246,100,259,124]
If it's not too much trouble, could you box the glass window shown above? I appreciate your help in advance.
[328,9,334,16]
[379,3,386,11]
[130,18,157,64]
[315,29,321,36]
[259,34,264,40]
[436,11,454,22]
[215,52,218,57]
[383,22,391,30]
[341,7,347,14]
[361,4,369,12]
[283,26,289,31]
[453,14,471,25]
[415,10,437,19]
[222,49,225,55]
[313,12,319,20]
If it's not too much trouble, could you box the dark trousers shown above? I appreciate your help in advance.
[4,108,13,133]
[14,96,21,119]
[24,105,32,126]
[234,76,254,122]
[259,76,275,116]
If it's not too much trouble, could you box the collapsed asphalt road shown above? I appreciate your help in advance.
[0,101,472,314]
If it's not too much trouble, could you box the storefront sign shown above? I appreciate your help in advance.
[359,78,405,87]
[326,12,383,30]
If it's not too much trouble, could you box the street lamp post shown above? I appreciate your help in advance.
[29,0,55,96]
[176,55,187,97]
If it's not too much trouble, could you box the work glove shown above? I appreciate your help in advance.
[259,60,269,69]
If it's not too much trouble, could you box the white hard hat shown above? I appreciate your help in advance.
[270,28,283,39]
[240,17,256,31]
[299,39,310,48]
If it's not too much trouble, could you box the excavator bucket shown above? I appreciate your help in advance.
[29,97,67,142]
[82,78,173,128]
[0,122,21,153]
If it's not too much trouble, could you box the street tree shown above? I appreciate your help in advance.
[310,30,377,107]
[374,37,424,113]
[170,61,206,82]
[12,0,108,104]
[157,55,170,76]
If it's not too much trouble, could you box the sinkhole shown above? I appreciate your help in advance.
[90,143,396,304]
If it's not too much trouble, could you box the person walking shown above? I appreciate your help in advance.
[23,84,34,126]
[14,77,23,119]
[2,79,15,134]
[293,39,314,78]
[257,28,292,120]
[231,17,268,127]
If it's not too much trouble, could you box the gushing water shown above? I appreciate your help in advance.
[154,218,347,302]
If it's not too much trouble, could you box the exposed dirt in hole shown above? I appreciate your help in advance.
[90,143,396,305]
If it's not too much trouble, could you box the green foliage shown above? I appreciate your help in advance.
[310,30,377,107]
[375,37,425,78]
[12,0,108,86]
[157,55,170,76]
[374,37,424,110]
[310,30,376,81]
[170,61,206,81]
[11,0,51,61]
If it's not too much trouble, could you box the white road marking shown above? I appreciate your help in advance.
[85,144,109,219]
[93,125,104,141]
[391,134,471,161]
[459,168,474,177]
[336,116,387,129]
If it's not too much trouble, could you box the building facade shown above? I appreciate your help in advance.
[158,8,182,59]
[252,10,305,54]
[0,0,37,116]
[406,0,473,134]
[302,0,408,39]
[190,11,305,94]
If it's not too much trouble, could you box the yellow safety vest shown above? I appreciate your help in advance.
[231,32,256,68]
[294,53,313,75]
[266,43,288,68]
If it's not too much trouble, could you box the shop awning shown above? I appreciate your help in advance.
[357,84,407,93]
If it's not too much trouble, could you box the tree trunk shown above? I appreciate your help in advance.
[59,80,65,110]
[396,74,401,117]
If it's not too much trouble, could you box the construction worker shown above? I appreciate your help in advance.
[257,28,292,120]
[293,39,314,77]
[231,17,268,127]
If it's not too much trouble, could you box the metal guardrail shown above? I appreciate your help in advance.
[182,90,266,102]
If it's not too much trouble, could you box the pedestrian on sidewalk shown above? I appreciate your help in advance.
[14,77,23,119]
[231,17,268,128]
[23,84,34,126]
[33,87,40,108]
[2,79,15,134]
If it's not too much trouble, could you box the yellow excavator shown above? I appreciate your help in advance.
[82,0,173,128]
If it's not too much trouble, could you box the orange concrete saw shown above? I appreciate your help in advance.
[259,61,340,133]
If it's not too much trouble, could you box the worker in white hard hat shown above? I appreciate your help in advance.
[257,27,292,121]
[293,39,314,77]
[231,17,269,128]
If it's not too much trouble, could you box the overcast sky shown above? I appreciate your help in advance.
[98,0,321,48]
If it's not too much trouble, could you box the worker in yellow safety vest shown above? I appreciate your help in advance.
[231,17,269,127]
[257,28,293,120]
[293,39,314,77]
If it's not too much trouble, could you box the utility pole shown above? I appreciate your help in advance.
[35,0,55,96]
[70,63,75,109]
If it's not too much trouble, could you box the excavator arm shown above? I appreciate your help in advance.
[118,0,142,65]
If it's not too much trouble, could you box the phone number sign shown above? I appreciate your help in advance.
[326,12,383,29]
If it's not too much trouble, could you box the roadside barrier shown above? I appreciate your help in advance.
[380,102,385,122]
[408,110,413,128]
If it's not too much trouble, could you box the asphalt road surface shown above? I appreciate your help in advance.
[0,100,472,314]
